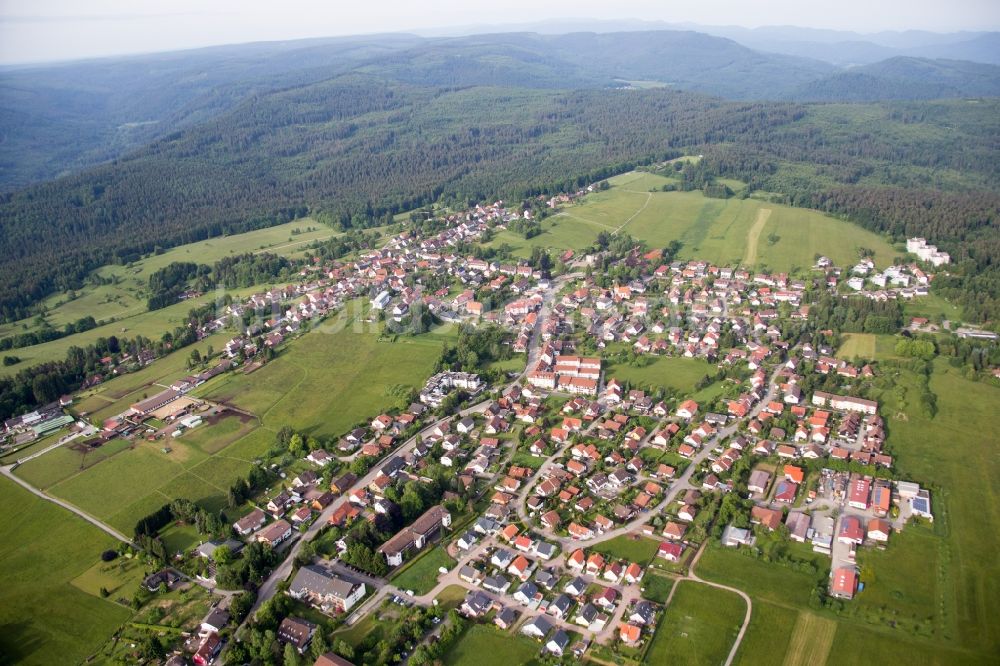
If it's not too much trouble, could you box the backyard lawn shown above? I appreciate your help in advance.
[443,624,542,666]
[591,535,662,564]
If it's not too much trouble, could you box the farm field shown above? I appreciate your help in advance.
[198,311,450,439]
[0,478,131,666]
[391,546,455,595]
[590,535,662,564]
[732,601,798,666]
[490,171,900,273]
[443,624,542,666]
[14,419,266,534]
[781,613,837,666]
[646,580,745,665]
[14,305,450,536]
[605,355,717,395]
[13,437,136,490]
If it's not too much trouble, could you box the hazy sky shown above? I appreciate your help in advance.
[1,0,998,64]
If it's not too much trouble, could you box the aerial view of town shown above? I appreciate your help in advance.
[0,3,998,666]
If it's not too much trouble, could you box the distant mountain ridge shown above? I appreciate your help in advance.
[416,20,1000,66]
[789,57,1000,101]
[1,28,998,190]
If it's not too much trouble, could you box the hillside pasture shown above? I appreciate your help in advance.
[0,218,351,376]
[529,172,901,272]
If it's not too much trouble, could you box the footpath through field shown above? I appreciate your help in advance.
[742,207,772,266]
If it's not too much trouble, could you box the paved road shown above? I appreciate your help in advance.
[247,399,493,619]
[519,364,785,551]
[245,273,766,658]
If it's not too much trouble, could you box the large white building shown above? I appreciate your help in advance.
[288,564,366,614]
[906,238,950,266]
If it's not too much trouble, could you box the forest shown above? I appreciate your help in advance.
[0,64,998,327]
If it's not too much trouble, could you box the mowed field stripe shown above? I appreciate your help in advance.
[782,612,837,666]
[742,207,772,266]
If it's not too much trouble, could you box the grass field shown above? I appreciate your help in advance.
[0,217,360,375]
[591,535,662,564]
[836,333,876,360]
[433,584,469,611]
[70,556,146,600]
[16,304,449,537]
[869,362,1000,653]
[199,308,450,439]
[640,571,677,604]
[0,287,259,377]
[492,171,900,273]
[732,601,798,666]
[605,356,716,395]
[836,333,901,362]
[333,614,379,648]
[646,580,745,665]
[391,547,455,595]
[854,523,940,625]
[0,478,132,665]
[443,624,542,666]
[15,422,267,534]
[0,220,338,342]
[781,613,837,666]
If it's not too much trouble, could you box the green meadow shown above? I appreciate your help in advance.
[0,478,131,666]
[443,624,542,666]
[198,311,451,440]
[390,546,455,595]
[591,535,663,564]
[605,355,717,395]
[487,171,900,273]
[646,580,745,665]
[0,219,345,374]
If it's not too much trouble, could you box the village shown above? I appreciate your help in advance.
[0,187,948,666]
